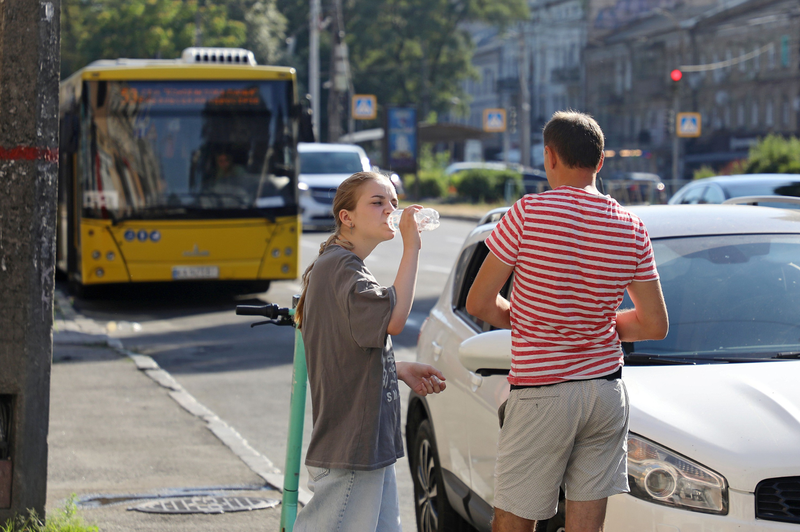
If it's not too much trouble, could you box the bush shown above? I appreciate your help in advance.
[1,497,97,532]
[693,165,717,180]
[453,169,523,203]
[744,135,800,174]
[405,171,446,199]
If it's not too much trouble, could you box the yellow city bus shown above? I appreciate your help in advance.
[57,48,312,296]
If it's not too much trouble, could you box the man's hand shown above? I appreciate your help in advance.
[396,361,446,396]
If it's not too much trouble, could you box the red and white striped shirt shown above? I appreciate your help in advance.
[485,186,659,386]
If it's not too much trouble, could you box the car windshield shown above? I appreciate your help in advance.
[624,234,800,362]
[83,79,297,221]
[299,151,363,174]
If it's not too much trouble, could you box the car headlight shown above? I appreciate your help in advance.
[628,433,728,515]
[298,182,310,198]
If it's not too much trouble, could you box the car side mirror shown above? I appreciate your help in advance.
[458,329,512,375]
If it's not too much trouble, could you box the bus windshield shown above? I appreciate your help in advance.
[83,79,297,220]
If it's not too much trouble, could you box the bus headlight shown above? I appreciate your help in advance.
[284,247,293,256]
[95,268,105,278]
[92,250,101,260]
[628,434,727,514]
[106,251,115,261]
[281,264,290,273]
[272,248,281,258]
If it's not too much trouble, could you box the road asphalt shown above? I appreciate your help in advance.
[46,210,485,531]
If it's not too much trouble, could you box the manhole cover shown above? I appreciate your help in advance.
[130,496,279,514]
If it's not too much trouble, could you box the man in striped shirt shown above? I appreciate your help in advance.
[467,111,668,532]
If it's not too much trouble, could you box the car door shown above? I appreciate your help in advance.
[464,274,513,507]
[422,242,489,487]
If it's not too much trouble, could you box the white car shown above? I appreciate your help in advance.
[298,142,372,230]
[406,204,800,532]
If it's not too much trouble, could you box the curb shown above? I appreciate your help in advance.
[53,289,312,506]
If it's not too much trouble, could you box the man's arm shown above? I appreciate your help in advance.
[616,280,669,341]
[465,252,514,329]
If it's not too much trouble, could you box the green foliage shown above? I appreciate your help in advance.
[1,497,97,532]
[406,171,447,199]
[453,169,522,203]
[743,135,800,174]
[693,166,717,180]
[276,0,528,125]
[60,0,286,78]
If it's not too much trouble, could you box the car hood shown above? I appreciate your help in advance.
[625,361,800,491]
[299,173,352,188]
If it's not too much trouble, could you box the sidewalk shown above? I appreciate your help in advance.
[49,293,286,531]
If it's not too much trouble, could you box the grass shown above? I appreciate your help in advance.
[1,497,97,532]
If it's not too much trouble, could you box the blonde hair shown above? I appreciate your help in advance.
[295,171,392,328]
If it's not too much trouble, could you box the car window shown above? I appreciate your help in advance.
[299,151,363,174]
[453,243,489,332]
[702,184,726,204]
[452,240,514,333]
[679,184,707,204]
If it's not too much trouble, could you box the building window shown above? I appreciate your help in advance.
[784,98,791,126]
[724,105,731,128]
[754,45,760,72]
[738,102,745,127]
[725,49,732,74]
[766,100,774,126]
[752,100,759,127]
[768,42,776,70]
[739,47,747,72]
[781,35,790,68]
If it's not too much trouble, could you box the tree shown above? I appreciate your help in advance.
[60,0,287,78]
[744,135,800,174]
[276,0,527,136]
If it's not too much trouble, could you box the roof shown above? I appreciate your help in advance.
[470,203,800,241]
[629,204,800,239]
[697,174,800,185]
[298,142,366,155]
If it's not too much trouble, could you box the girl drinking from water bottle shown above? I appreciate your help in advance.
[293,171,446,532]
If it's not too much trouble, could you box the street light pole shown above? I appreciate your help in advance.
[309,0,320,139]
[519,25,531,168]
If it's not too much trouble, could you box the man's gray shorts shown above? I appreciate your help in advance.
[494,378,630,521]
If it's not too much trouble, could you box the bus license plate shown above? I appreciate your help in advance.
[172,266,219,280]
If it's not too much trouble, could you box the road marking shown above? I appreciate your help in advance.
[421,264,451,274]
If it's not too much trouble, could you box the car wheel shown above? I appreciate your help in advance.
[412,419,473,532]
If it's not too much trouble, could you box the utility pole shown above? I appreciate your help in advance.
[309,0,320,139]
[328,0,348,143]
[0,0,60,521]
[519,26,531,168]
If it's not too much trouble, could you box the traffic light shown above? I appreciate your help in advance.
[670,69,683,82]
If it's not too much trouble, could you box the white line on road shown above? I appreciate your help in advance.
[421,264,452,274]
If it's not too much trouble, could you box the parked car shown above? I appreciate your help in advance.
[668,174,800,206]
[406,204,800,532]
[297,142,371,230]
[600,171,667,205]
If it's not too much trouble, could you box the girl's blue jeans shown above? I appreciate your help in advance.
[293,464,402,532]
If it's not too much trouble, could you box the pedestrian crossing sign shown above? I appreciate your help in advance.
[352,94,377,120]
[676,112,701,138]
[483,109,506,132]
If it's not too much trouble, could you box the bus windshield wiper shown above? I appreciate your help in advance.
[624,352,696,365]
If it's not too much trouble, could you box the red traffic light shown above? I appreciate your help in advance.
[670,69,683,82]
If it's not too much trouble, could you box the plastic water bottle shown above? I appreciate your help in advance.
[387,208,440,232]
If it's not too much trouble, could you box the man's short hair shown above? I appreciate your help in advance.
[542,111,605,169]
